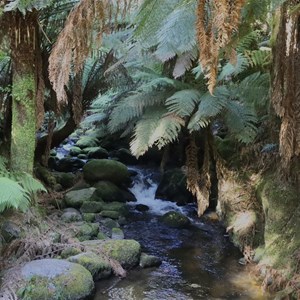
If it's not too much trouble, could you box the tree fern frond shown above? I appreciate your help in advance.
[188,86,229,132]
[0,177,30,213]
[108,91,172,133]
[245,49,272,69]
[225,101,258,143]
[155,1,197,62]
[173,47,198,78]
[4,0,51,14]
[219,54,250,81]
[237,30,260,53]
[130,106,184,158]
[166,89,202,117]
[16,173,47,195]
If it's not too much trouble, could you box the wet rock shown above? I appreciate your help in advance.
[92,181,123,202]
[61,208,82,223]
[53,172,76,189]
[100,218,120,229]
[121,189,137,202]
[74,222,99,241]
[67,252,112,280]
[87,147,109,159]
[64,188,95,208]
[69,146,82,157]
[76,136,99,149]
[82,213,96,222]
[1,221,21,242]
[109,148,138,165]
[78,154,87,160]
[55,157,85,172]
[139,253,162,268]
[161,211,190,228]
[83,159,130,185]
[111,228,124,240]
[156,168,194,205]
[18,259,94,300]
[100,210,120,220]
[102,239,141,268]
[80,201,103,213]
[135,204,149,212]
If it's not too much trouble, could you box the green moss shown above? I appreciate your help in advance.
[100,210,122,219]
[11,74,36,174]
[256,174,300,272]
[82,213,96,222]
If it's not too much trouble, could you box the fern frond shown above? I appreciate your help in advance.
[225,101,258,143]
[108,91,172,133]
[188,86,229,132]
[154,1,197,62]
[16,173,47,195]
[219,54,250,81]
[130,107,184,158]
[166,89,202,117]
[245,49,272,69]
[173,47,198,78]
[0,177,30,212]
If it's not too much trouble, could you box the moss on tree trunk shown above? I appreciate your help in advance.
[9,11,39,174]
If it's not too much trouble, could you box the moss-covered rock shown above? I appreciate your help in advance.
[161,211,190,228]
[111,228,124,240]
[69,146,82,157]
[53,172,76,189]
[61,247,82,259]
[55,157,85,173]
[80,201,104,213]
[100,210,121,220]
[139,253,162,268]
[97,231,109,240]
[100,218,120,229]
[78,154,88,159]
[64,188,95,208]
[76,136,99,149]
[87,147,109,159]
[92,181,124,202]
[102,202,128,216]
[83,159,130,185]
[17,259,94,300]
[1,220,21,242]
[67,252,112,280]
[75,222,99,240]
[61,208,82,223]
[102,240,141,268]
[82,213,96,222]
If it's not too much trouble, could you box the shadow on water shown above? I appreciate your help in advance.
[94,167,270,300]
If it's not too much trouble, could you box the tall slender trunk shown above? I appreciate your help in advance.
[10,11,39,174]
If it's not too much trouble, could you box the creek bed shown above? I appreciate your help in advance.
[94,167,269,300]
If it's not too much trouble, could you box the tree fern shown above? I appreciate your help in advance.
[108,91,172,133]
[155,1,197,62]
[4,0,51,14]
[188,87,229,131]
[130,106,184,158]
[166,89,202,117]
[225,101,258,144]
[245,49,272,69]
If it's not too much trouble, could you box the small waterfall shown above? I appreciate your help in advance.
[128,167,184,215]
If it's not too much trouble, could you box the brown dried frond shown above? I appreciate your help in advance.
[196,0,246,94]
[186,134,211,216]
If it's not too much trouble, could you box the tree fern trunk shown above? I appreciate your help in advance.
[271,1,300,180]
[10,11,39,174]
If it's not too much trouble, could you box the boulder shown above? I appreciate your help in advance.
[17,259,94,300]
[156,168,194,205]
[69,146,82,157]
[76,136,99,149]
[61,208,82,223]
[100,211,120,220]
[102,202,128,216]
[139,253,162,268]
[78,154,88,160]
[74,222,99,241]
[111,228,124,240]
[135,204,149,212]
[102,240,141,268]
[80,201,104,213]
[109,148,138,165]
[83,159,130,185]
[87,147,109,159]
[53,172,76,189]
[64,188,95,208]
[82,213,96,222]
[161,211,190,228]
[92,181,124,202]
[97,232,109,240]
[61,247,82,259]
[100,218,120,229]
[1,221,21,242]
[55,157,85,172]
[67,252,112,280]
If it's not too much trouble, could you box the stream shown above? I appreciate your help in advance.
[94,167,269,300]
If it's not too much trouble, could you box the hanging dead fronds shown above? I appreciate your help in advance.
[49,0,139,107]
[271,1,300,176]
[186,134,211,216]
[196,0,246,93]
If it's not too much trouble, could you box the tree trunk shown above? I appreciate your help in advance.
[10,11,39,174]
[271,2,300,180]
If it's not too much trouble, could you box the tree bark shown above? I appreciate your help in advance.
[10,11,39,174]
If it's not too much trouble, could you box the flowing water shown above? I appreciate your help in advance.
[93,167,269,300]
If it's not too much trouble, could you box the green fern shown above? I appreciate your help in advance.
[166,89,202,117]
[225,101,258,144]
[188,87,229,131]
[245,49,272,69]
[4,0,51,14]
[130,106,184,158]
